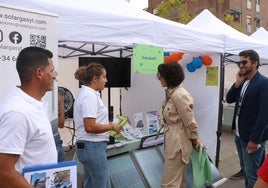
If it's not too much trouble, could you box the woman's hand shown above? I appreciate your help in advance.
[110,123,121,134]
[192,139,206,151]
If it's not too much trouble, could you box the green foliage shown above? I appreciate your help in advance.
[224,13,234,23]
[216,0,225,3]
[208,7,216,14]
[230,23,245,33]
[156,0,192,24]
[223,13,244,32]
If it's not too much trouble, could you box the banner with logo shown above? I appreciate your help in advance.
[0,4,58,120]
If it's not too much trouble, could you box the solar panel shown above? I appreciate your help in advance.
[133,148,164,188]
[107,145,225,188]
[107,154,146,188]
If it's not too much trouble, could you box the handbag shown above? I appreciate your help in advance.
[190,144,212,188]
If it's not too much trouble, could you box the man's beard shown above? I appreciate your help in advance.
[239,67,253,76]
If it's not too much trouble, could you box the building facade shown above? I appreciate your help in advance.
[148,0,268,35]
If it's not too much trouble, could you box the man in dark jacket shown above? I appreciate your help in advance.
[226,49,268,188]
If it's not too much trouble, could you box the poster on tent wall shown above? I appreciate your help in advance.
[133,43,163,74]
[206,66,218,86]
[0,4,58,120]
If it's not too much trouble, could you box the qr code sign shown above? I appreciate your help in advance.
[30,34,46,48]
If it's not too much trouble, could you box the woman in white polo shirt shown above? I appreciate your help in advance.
[74,63,121,188]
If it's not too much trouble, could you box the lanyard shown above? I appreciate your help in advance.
[239,80,250,105]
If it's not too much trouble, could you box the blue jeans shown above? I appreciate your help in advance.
[76,140,109,188]
[235,136,244,172]
[57,141,66,162]
[235,135,266,188]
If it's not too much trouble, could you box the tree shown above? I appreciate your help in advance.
[224,13,244,33]
[156,0,192,24]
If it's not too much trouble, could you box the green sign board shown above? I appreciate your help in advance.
[133,43,163,74]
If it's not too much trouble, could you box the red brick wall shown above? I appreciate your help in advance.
[147,0,268,33]
[258,0,268,29]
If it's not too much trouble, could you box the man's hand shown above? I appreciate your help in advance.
[247,141,259,154]
[234,70,245,88]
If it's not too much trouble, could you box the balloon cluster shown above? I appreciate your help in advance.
[164,52,213,73]
[164,52,184,63]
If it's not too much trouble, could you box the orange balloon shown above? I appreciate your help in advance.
[172,53,183,62]
[167,52,185,62]
[177,52,185,60]
[169,54,179,62]
[201,55,212,66]
[164,56,171,64]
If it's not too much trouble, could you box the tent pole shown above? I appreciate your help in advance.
[215,53,225,168]
[108,87,113,122]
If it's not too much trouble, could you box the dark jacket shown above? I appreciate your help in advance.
[226,71,268,144]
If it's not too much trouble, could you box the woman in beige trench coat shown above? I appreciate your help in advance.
[157,62,203,188]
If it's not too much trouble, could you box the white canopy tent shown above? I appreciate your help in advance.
[251,27,268,43]
[1,0,224,165]
[250,27,268,66]
[1,0,224,57]
[188,9,268,61]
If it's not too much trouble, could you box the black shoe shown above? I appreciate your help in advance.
[229,169,244,180]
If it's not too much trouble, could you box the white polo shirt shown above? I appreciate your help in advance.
[0,87,57,173]
[74,85,109,142]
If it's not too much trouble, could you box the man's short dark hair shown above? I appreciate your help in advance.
[16,47,53,83]
[239,50,259,69]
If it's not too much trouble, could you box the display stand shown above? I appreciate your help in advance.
[74,134,226,187]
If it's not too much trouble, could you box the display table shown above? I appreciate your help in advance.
[73,135,226,188]
[106,138,141,157]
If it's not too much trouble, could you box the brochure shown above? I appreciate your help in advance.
[145,111,160,135]
[133,112,144,129]
[22,160,77,188]
[109,115,128,137]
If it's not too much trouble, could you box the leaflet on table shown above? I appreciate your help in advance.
[133,112,145,129]
[145,111,160,135]
[22,160,77,188]
[120,119,144,139]
[106,142,127,150]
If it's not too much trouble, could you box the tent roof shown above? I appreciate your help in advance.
[250,27,268,43]
[188,9,268,60]
[1,0,224,57]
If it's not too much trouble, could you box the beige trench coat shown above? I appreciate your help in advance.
[162,85,199,163]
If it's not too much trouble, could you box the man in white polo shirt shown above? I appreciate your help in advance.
[0,46,57,187]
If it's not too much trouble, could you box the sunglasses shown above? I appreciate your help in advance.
[237,60,248,67]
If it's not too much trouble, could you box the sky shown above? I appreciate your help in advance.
[129,0,148,10]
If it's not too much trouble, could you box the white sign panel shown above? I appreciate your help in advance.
[0,4,58,120]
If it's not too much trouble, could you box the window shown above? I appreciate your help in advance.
[247,16,252,33]
[153,8,157,15]
[256,0,260,12]
[233,14,240,22]
[230,9,241,23]
[255,17,260,30]
[247,0,252,9]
